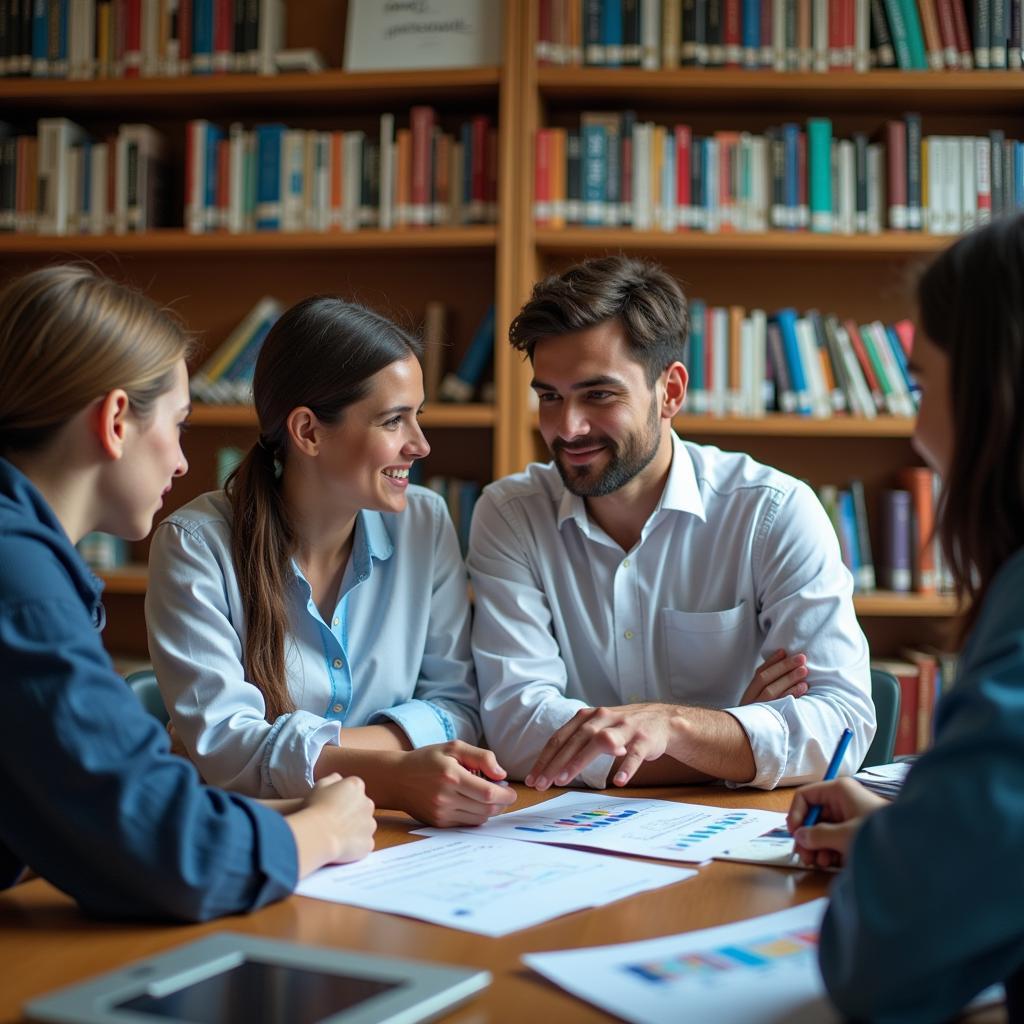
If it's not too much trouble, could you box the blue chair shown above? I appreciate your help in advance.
[124,668,170,727]
[860,668,901,769]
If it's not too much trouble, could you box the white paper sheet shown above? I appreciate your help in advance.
[296,833,695,937]
[417,792,786,863]
[524,899,837,1024]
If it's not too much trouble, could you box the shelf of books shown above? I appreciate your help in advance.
[0,2,527,663]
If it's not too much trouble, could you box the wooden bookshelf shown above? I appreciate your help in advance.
[672,415,918,437]
[97,566,150,596]
[0,228,499,255]
[854,593,960,617]
[189,403,497,428]
[536,229,953,259]
[0,67,502,115]
[535,67,1024,115]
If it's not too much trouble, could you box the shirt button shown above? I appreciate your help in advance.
[624,630,634,640]
[332,617,340,627]
[333,703,344,714]
[333,658,343,669]
[622,559,630,568]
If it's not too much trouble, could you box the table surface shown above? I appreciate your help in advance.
[0,784,1004,1023]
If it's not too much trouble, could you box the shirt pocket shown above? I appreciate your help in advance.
[661,603,751,705]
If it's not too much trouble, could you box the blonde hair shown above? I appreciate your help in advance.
[0,264,191,455]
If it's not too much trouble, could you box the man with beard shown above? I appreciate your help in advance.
[467,256,874,791]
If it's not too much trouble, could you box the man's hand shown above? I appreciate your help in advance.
[786,776,888,869]
[399,741,518,827]
[525,703,681,790]
[741,649,809,705]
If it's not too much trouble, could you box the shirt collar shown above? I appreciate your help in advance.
[556,432,707,536]
[0,456,105,606]
[290,508,395,589]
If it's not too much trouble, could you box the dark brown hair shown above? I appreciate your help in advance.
[227,297,420,721]
[509,255,689,385]
[0,264,190,456]
[917,215,1024,633]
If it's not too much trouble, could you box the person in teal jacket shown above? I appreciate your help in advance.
[786,216,1024,1020]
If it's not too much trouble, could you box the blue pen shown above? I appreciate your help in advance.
[802,727,854,828]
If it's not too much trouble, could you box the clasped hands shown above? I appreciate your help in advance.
[525,648,809,791]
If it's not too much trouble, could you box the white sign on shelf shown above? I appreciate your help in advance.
[343,0,502,72]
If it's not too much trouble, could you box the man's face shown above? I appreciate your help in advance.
[531,320,665,497]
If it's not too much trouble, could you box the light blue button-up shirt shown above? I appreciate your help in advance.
[146,487,480,798]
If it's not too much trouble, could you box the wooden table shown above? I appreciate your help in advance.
[0,784,999,1023]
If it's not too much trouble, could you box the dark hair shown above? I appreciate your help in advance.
[509,255,689,385]
[226,297,421,721]
[917,215,1024,634]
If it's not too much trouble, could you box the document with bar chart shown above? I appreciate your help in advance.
[420,792,786,863]
[524,899,838,1024]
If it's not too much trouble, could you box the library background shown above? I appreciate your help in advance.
[2,0,1016,758]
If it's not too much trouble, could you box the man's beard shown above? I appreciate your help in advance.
[552,399,661,498]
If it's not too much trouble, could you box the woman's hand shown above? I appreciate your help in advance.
[399,741,518,827]
[786,777,888,869]
[288,773,377,877]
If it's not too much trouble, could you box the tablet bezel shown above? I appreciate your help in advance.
[23,932,491,1024]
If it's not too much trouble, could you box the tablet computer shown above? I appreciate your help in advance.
[24,933,490,1024]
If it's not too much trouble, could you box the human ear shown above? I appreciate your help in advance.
[96,390,131,459]
[285,406,323,457]
[661,362,688,418]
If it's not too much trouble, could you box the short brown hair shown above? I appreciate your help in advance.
[509,255,689,384]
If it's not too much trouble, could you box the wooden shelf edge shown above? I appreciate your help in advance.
[0,67,501,106]
[672,414,916,437]
[0,227,499,255]
[854,593,960,616]
[96,566,149,595]
[188,403,496,428]
[536,66,1024,110]
[535,228,950,257]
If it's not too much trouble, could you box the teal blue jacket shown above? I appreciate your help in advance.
[820,548,1024,1021]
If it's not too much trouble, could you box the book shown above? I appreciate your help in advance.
[871,658,919,756]
[421,300,448,403]
[439,305,495,403]
[880,489,913,592]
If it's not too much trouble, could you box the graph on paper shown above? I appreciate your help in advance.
[448,792,786,863]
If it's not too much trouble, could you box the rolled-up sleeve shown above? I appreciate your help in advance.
[146,521,339,798]
[468,490,614,788]
[371,496,481,746]
[0,594,296,922]
[727,482,875,788]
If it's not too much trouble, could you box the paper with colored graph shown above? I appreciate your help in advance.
[524,899,838,1024]
[419,792,786,863]
[296,833,694,937]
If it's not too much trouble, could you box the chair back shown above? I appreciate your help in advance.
[861,668,901,769]
[124,669,170,727]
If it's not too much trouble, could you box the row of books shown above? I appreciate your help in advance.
[190,298,498,406]
[687,303,916,419]
[0,118,164,234]
[0,0,284,79]
[534,112,1022,234]
[872,648,958,755]
[186,110,498,236]
[535,0,1023,70]
[817,467,950,596]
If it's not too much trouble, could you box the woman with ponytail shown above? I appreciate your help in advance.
[146,296,516,827]
[0,265,375,923]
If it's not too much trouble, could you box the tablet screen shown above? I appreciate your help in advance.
[114,959,403,1024]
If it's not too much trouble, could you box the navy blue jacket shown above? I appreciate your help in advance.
[820,547,1024,1021]
[0,458,297,921]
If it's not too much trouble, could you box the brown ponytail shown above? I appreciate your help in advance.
[225,296,420,720]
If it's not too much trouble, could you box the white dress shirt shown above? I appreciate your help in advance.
[467,433,874,790]
[146,488,480,798]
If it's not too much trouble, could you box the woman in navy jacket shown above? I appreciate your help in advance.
[787,217,1024,1021]
[0,264,375,921]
